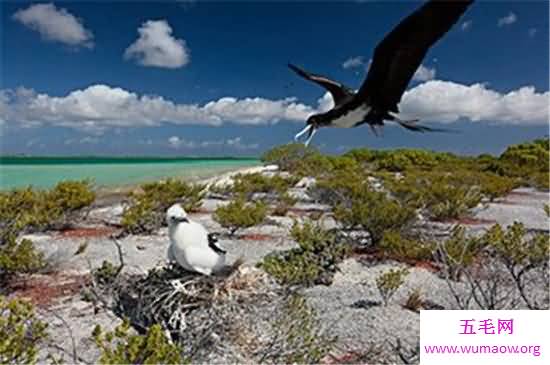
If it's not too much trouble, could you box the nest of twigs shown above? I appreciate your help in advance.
[113,263,319,362]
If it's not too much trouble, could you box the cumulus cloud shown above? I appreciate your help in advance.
[498,12,517,27]
[0,85,316,132]
[13,3,93,48]
[124,20,190,68]
[412,64,436,82]
[1,79,547,133]
[226,137,259,150]
[461,20,472,31]
[168,136,258,150]
[400,80,548,125]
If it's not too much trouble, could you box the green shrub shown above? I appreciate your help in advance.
[0,188,50,233]
[379,231,435,262]
[0,180,95,234]
[532,172,549,191]
[485,138,549,188]
[260,221,350,286]
[121,179,205,234]
[120,199,158,235]
[0,234,45,279]
[47,180,96,215]
[499,138,548,171]
[330,183,416,245]
[375,268,409,306]
[261,143,321,172]
[387,170,482,221]
[343,147,385,166]
[0,296,48,365]
[213,198,267,236]
[92,260,121,286]
[436,226,486,281]
[374,149,452,172]
[271,295,334,363]
[482,223,548,275]
[231,172,298,198]
[92,320,183,364]
[477,173,519,201]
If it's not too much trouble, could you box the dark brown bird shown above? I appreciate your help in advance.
[291,0,473,145]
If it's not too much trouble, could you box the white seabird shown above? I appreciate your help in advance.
[166,203,226,275]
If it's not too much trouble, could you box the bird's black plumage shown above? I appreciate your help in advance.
[290,0,473,144]
[358,0,473,113]
[288,64,354,107]
[207,233,226,255]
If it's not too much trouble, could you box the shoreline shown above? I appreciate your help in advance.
[1,159,261,193]
[92,163,270,207]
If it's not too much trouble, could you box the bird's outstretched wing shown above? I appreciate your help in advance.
[288,63,354,107]
[357,0,473,113]
[207,233,226,255]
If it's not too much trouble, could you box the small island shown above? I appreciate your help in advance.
[1,139,548,364]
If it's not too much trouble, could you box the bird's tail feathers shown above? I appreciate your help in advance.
[393,118,458,133]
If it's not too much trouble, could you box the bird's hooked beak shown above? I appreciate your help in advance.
[294,123,317,147]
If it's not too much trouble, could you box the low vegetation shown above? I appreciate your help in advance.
[0,296,48,365]
[0,180,94,281]
[0,235,45,280]
[261,221,350,286]
[92,320,183,364]
[375,268,409,306]
[213,198,267,236]
[379,231,435,262]
[121,179,205,234]
[269,294,335,364]
[404,288,423,312]
[384,170,483,221]
[211,172,299,216]
[0,180,95,234]
[312,172,417,245]
[437,223,549,310]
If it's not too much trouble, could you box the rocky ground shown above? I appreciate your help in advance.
[11,166,549,364]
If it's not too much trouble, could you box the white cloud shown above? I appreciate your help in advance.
[0,85,317,132]
[399,80,548,125]
[13,3,93,48]
[342,56,365,69]
[461,20,472,31]
[528,28,537,37]
[125,20,190,68]
[498,12,517,27]
[168,136,189,148]
[225,137,259,150]
[412,64,436,82]
[1,79,547,133]
[168,136,258,150]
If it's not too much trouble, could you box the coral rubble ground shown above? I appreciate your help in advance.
[2,140,549,364]
[8,167,547,364]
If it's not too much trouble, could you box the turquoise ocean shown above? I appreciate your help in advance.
[0,157,260,190]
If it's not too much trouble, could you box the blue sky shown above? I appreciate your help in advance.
[1,0,548,156]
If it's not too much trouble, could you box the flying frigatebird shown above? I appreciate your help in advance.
[290,0,473,145]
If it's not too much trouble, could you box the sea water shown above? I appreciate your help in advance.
[0,157,260,190]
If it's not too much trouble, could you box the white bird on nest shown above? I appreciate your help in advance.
[166,203,226,275]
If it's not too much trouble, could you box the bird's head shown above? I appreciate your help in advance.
[295,115,322,146]
[306,114,321,128]
[166,203,189,226]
